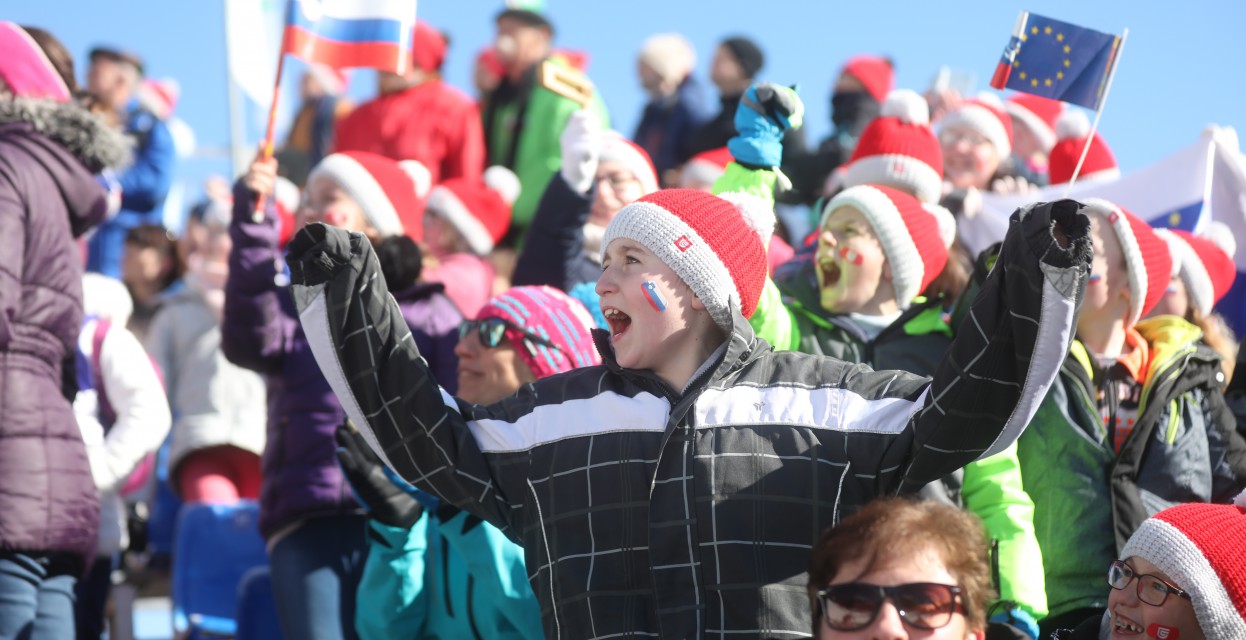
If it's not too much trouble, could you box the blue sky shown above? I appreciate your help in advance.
[10,1,1246,210]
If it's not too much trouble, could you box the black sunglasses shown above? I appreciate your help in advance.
[459,317,561,353]
[1108,560,1192,607]
[816,582,964,632]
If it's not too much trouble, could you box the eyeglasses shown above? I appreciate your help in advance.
[1108,560,1191,607]
[459,318,561,353]
[816,582,965,632]
[939,128,991,148]
[595,172,639,191]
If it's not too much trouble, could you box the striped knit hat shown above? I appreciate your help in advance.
[822,184,955,307]
[1155,224,1238,316]
[1119,491,1246,639]
[1085,199,1173,325]
[602,189,773,332]
[842,89,944,204]
[476,285,601,379]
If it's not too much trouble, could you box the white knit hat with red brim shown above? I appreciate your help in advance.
[1155,223,1238,317]
[1084,199,1173,325]
[940,92,1014,158]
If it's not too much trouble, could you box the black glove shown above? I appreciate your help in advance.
[335,420,424,530]
[287,222,363,287]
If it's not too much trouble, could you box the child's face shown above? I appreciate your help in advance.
[1079,214,1133,331]
[1108,557,1203,640]
[1148,274,1190,320]
[815,206,891,315]
[424,211,466,257]
[940,124,1000,190]
[595,238,711,374]
[298,175,368,235]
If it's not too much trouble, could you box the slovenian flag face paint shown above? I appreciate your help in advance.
[840,246,864,266]
[1088,274,1104,284]
[642,281,668,312]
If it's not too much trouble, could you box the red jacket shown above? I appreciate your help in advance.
[334,79,485,204]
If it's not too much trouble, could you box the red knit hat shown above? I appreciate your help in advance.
[412,20,447,72]
[601,132,659,195]
[602,189,773,331]
[841,55,894,103]
[940,93,1014,158]
[1085,199,1173,325]
[821,184,955,307]
[1048,110,1119,185]
[679,147,733,189]
[137,77,180,120]
[1004,94,1064,153]
[307,151,431,241]
[1119,491,1246,639]
[842,89,944,204]
[1156,224,1238,316]
[426,166,520,256]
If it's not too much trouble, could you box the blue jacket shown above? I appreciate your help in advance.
[357,510,542,640]
[86,105,175,278]
[632,76,713,176]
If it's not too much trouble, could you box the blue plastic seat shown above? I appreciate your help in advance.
[235,565,284,640]
[171,501,268,638]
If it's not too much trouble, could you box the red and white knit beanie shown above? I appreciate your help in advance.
[427,166,520,256]
[307,151,432,241]
[1085,199,1173,325]
[1048,110,1119,185]
[940,92,1014,158]
[680,147,734,189]
[842,89,944,204]
[840,55,894,103]
[822,184,955,307]
[1004,94,1064,154]
[602,189,773,332]
[601,132,660,195]
[1119,491,1246,639]
[1155,224,1237,316]
[137,77,180,120]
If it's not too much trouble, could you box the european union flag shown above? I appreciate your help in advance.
[990,13,1121,110]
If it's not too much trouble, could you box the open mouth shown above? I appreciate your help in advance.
[818,256,842,289]
[603,307,632,341]
[1111,611,1144,636]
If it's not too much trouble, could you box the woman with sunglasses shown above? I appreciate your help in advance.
[808,498,1025,640]
[346,285,600,639]
[1049,492,1246,640]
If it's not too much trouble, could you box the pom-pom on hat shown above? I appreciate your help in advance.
[1004,94,1064,153]
[600,132,660,195]
[940,92,1014,158]
[1155,223,1238,316]
[1084,199,1173,325]
[840,55,894,103]
[426,166,520,256]
[842,89,944,204]
[476,285,602,379]
[679,147,733,189]
[821,184,955,307]
[1118,491,1246,639]
[602,189,773,332]
[1048,109,1120,185]
[307,151,431,241]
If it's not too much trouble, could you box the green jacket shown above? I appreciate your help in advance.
[751,256,1050,620]
[482,58,609,234]
[1018,316,1246,619]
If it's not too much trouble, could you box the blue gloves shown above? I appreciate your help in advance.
[727,82,804,169]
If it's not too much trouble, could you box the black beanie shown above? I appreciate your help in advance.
[720,36,764,79]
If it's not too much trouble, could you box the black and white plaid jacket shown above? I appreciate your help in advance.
[291,200,1091,639]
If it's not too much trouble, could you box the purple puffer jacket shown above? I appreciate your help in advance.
[0,99,127,569]
[224,182,461,539]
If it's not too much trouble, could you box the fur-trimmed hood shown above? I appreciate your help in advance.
[0,97,130,173]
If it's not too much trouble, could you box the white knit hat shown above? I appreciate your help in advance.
[637,33,696,84]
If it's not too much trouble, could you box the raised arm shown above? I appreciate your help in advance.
[287,223,529,534]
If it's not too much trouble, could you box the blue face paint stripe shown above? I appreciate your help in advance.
[642,281,668,312]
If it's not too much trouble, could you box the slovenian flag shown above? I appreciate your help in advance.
[282,0,417,73]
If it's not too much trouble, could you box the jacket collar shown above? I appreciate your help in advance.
[0,97,130,173]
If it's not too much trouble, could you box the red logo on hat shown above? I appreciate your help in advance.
[675,235,692,252]
[1108,211,1119,224]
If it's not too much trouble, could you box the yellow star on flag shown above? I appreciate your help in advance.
[1044,26,1052,34]
[1057,33,1064,41]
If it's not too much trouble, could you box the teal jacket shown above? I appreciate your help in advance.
[751,255,1050,620]
[356,510,543,640]
[1018,316,1246,619]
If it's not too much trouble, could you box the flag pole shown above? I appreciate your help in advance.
[252,6,291,222]
[1063,27,1129,196]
